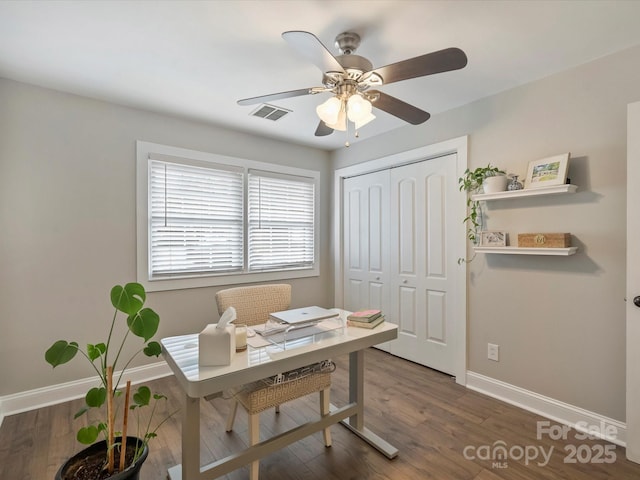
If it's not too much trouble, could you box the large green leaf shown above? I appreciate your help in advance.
[87,343,106,362]
[77,425,99,444]
[45,341,79,367]
[132,386,151,407]
[127,308,159,342]
[85,387,106,408]
[143,341,162,358]
[111,283,145,315]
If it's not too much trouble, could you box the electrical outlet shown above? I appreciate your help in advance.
[488,343,500,362]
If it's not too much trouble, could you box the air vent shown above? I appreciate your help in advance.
[251,104,291,121]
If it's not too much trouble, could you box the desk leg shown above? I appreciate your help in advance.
[169,395,200,480]
[340,349,399,459]
[348,350,365,430]
[184,395,201,479]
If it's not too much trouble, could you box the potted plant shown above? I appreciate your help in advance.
[45,282,176,480]
[458,164,505,261]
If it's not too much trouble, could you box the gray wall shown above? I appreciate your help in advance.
[0,78,332,395]
[332,44,640,422]
[2,42,638,423]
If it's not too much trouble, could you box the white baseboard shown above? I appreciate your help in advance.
[466,371,626,447]
[0,361,172,427]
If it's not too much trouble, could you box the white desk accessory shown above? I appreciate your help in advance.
[199,307,236,366]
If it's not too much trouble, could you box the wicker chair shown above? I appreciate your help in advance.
[214,284,332,480]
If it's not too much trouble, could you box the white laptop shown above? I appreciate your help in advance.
[269,306,338,325]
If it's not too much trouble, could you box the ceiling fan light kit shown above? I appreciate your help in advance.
[316,92,376,132]
[316,96,342,125]
[238,30,467,147]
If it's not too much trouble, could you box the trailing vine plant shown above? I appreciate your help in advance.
[458,164,505,264]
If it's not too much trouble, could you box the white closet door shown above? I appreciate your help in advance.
[342,170,391,350]
[388,154,458,374]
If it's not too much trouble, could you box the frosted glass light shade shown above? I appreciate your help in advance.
[316,97,342,125]
[347,94,373,122]
[326,108,347,131]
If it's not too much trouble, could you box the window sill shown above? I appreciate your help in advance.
[141,266,319,292]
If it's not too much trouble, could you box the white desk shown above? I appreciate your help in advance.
[161,309,398,480]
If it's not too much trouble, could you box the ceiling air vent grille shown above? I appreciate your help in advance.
[251,104,291,121]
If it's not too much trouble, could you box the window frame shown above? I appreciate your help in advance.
[136,141,320,292]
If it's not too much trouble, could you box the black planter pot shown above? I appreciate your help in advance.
[55,437,149,480]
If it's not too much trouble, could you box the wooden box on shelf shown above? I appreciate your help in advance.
[517,233,571,248]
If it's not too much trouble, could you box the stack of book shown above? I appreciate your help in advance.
[346,309,384,329]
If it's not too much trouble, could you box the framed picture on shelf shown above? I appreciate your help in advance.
[480,231,508,247]
[525,153,570,189]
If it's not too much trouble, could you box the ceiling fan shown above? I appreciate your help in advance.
[238,30,468,141]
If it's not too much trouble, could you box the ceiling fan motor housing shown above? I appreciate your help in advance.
[337,54,373,79]
[335,31,361,55]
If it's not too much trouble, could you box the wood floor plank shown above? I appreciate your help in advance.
[2,348,640,479]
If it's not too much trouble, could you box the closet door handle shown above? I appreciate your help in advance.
[402,279,408,284]
[634,296,640,308]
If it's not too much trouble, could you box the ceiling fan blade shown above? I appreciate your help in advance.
[282,31,345,74]
[367,90,431,125]
[315,121,334,137]
[237,88,312,106]
[370,47,467,85]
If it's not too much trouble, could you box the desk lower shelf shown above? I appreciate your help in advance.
[474,246,578,256]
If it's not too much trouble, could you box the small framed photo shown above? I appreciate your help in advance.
[480,231,508,247]
[525,153,570,189]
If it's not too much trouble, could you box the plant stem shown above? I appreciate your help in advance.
[76,348,108,387]
[111,328,132,386]
[104,309,119,373]
[145,400,157,445]
[115,348,143,389]
[107,366,115,474]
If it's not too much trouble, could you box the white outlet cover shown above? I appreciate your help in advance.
[488,343,500,361]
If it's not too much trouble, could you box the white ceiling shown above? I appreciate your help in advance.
[2,0,640,151]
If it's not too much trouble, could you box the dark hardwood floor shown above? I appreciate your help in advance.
[2,348,639,479]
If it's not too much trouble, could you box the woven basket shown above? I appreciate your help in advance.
[234,372,331,414]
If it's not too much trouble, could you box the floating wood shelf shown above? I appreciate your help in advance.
[474,246,578,256]
[471,184,578,201]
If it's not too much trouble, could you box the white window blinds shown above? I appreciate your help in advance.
[148,159,244,278]
[248,170,315,271]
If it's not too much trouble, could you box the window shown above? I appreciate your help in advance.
[149,158,244,278]
[248,170,315,271]
[137,142,319,292]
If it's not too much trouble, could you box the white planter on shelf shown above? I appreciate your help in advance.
[483,175,509,193]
